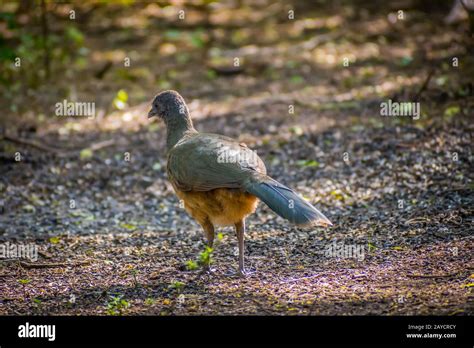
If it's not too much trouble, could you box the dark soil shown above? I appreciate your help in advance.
[0,1,473,315]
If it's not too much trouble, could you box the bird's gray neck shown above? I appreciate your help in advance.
[165,114,196,150]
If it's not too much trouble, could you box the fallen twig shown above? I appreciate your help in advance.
[94,60,113,79]
[406,272,459,279]
[38,250,53,259]
[2,134,62,153]
[414,68,436,102]
[1,134,115,157]
[280,272,327,284]
[87,139,115,151]
[405,217,430,225]
[19,261,91,269]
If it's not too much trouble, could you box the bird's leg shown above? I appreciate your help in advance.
[235,219,254,277]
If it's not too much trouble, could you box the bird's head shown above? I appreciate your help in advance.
[148,90,189,122]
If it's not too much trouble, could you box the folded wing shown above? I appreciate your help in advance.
[167,133,266,192]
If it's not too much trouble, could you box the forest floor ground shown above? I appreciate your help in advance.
[0,1,472,315]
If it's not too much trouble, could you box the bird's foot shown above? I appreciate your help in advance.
[200,265,216,275]
[238,268,256,278]
[225,267,256,278]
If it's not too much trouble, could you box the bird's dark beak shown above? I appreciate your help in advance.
[148,108,158,119]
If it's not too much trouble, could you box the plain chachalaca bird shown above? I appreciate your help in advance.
[148,90,332,276]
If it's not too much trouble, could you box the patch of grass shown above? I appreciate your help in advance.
[168,281,185,291]
[368,242,377,253]
[144,298,155,306]
[106,295,130,316]
[297,159,320,168]
[444,105,460,119]
[199,246,213,267]
[185,260,198,271]
[79,148,93,160]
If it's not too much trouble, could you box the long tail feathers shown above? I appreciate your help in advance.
[244,176,332,227]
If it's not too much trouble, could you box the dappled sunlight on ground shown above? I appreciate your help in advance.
[0,0,472,315]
